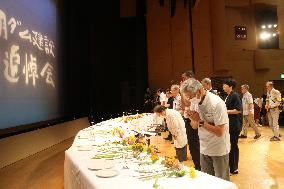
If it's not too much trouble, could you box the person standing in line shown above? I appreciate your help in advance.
[253,97,263,127]
[265,81,282,141]
[155,89,168,106]
[223,78,242,175]
[201,78,217,95]
[181,78,231,181]
[239,84,261,139]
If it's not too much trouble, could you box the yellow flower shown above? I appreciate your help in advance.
[129,135,136,141]
[151,153,159,162]
[131,143,145,152]
[189,166,196,178]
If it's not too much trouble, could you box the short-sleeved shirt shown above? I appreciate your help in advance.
[254,98,263,108]
[165,109,188,148]
[159,92,167,105]
[198,92,231,156]
[267,88,281,108]
[242,92,254,115]
[225,91,243,132]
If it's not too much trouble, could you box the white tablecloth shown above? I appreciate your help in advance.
[64,119,238,189]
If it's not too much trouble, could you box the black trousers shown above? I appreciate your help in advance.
[175,145,187,162]
[229,129,240,173]
[184,118,201,170]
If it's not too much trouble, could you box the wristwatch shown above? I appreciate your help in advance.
[199,120,204,127]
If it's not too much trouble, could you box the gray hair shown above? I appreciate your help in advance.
[171,84,180,91]
[266,81,274,87]
[180,78,203,94]
[201,78,211,85]
[241,84,249,90]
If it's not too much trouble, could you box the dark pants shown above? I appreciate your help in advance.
[164,119,172,140]
[175,145,187,162]
[229,129,240,173]
[184,118,201,170]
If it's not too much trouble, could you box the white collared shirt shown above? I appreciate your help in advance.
[254,98,263,108]
[165,109,188,148]
[159,92,168,105]
[242,91,254,115]
[197,92,230,156]
[173,94,182,111]
[267,88,281,108]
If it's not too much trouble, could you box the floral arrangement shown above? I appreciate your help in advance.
[160,156,189,178]
[112,127,125,138]
[153,178,160,188]
[150,153,159,163]
[131,143,145,152]
[161,156,176,168]
[167,169,187,177]
[189,166,196,178]
[123,114,144,123]
[130,142,146,158]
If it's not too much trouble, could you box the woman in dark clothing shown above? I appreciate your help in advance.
[223,79,242,175]
[166,89,174,109]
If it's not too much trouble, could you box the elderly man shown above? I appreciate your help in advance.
[154,105,188,162]
[180,78,230,181]
[265,81,282,141]
[201,78,216,94]
[239,84,261,139]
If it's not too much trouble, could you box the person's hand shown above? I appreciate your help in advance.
[189,111,201,122]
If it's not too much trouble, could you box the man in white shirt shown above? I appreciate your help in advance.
[164,85,182,141]
[154,105,188,162]
[265,81,282,141]
[181,78,230,181]
[156,89,167,106]
[239,84,261,139]
[171,85,182,112]
[159,91,167,106]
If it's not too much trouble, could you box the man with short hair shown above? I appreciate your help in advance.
[265,81,282,141]
[239,84,261,139]
[181,70,195,83]
[180,78,231,181]
[154,105,188,162]
[201,78,216,94]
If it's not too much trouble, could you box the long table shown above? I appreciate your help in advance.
[64,115,238,189]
